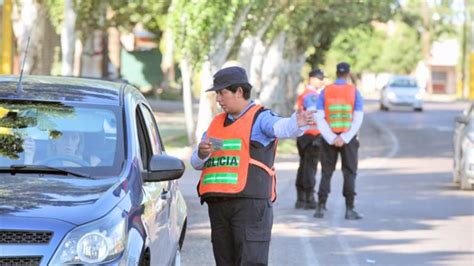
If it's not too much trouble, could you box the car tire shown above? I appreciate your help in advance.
[414,107,423,112]
[380,103,388,111]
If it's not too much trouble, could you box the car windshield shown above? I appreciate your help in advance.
[0,100,124,177]
[389,78,418,88]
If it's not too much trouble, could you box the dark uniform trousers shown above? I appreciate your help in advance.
[207,198,273,266]
[318,136,359,208]
[296,134,321,192]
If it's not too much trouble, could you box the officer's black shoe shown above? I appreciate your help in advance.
[295,190,305,209]
[345,208,363,220]
[304,192,317,210]
[313,202,326,218]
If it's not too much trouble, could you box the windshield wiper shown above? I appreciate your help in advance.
[2,164,92,179]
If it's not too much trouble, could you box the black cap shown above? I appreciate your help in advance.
[309,69,325,80]
[206,66,252,92]
[336,62,350,74]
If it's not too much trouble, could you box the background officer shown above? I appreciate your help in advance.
[191,66,315,265]
[294,69,325,209]
[314,62,364,220]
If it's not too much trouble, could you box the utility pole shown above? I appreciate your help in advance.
[421,0,432,94]
[1,0,13,74]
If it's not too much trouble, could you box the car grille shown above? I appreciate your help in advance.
[0,256,42,266]
[0,230,53,244]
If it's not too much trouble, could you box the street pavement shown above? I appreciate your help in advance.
[154,99,474,266]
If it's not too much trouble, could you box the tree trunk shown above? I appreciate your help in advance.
[259,32,289,115]
[81,30,104,78]
[73,38,82,76]
[161,29,175,90]
[11,0,45,75]
[107,27,121,79]
[61,0,76,76]
[195,61,216,141]
[180,56,196,145]
[257,32,306,116]
[107,8,120,79]
[421,0,432,93]
[194,4,252,141]
[237,11,275,98]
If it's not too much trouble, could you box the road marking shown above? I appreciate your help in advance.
[273,174,321,266]
[273,115,400,266]
[329,115,400,266]
[300,228,321,266]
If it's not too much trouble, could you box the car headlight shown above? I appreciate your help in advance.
[387,91,397,100]
[50,208,127,264]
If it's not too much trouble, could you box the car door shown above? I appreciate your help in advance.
[135,103,173,264]
[454,104,473,178]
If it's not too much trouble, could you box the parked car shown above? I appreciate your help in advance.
[453,103,474,190]
[380,75,424,112]
[0,76,187,265]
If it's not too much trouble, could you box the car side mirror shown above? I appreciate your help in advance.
[145,154,185,182]
[455,115,469,124]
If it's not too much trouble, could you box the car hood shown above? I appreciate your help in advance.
[0,174,125,225]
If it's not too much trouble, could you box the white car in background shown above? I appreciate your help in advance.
[380,75,424,112]
[453,103,474,190]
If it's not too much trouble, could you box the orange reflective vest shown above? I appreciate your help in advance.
[296,86,319,136]
[198,104,277,201]
[324,83,356,133]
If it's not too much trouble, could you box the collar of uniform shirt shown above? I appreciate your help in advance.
[226,100,255,121]
[334,79,347,85]
[306,84,317,91]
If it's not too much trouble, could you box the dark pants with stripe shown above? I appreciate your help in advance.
[207,198,273,266]
[318,136,359,208]
[296,134,321,192]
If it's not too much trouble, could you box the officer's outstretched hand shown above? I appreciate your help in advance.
[198,140,213,159]
[296,110,316,127]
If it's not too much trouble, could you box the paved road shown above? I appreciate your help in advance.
[161,100,473,266]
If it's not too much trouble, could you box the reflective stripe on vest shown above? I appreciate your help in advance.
[324,84,356,133]
[296,87,320,136]
[199,104,276,200]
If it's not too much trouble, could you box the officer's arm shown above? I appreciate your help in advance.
[339,111,364,143]
[316,111,337,144]
[340,91,364,143]
[190,132,210,170]
[273,112,306,139]
[315,89,337,144]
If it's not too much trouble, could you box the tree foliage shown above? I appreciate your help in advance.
[401,0,458,40]
[169,0,252,66]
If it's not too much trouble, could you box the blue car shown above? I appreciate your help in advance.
[0,76,187,265]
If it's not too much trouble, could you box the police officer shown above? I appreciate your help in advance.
[294,69,325,210]
[191,66,315,265]
[314,62,364,220]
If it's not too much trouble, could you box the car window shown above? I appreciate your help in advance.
[389,78,418,88]
[139,104,163,155]
[0,101,124,177]
[136,106,152,169]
